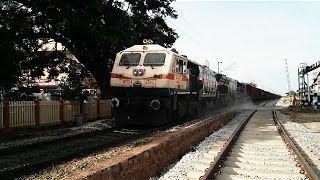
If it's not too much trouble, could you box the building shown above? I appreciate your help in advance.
[35,39,99,100]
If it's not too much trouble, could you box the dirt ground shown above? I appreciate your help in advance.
[280,106,320,133]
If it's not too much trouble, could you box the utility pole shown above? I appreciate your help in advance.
[220,62,236,74]
[284,59,292,93]
[298,61,320,102]
[217,62,222,74]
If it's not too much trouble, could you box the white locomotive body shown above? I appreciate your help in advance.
[110,43,238,126]
[111,44,189,90]
[199,65,218,98]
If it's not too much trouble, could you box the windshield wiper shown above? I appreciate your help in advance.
[150,65,155,69]
[126,64,132,69]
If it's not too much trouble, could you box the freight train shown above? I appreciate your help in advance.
[110,41,280,126]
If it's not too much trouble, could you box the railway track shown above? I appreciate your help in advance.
[0,108,231,179]
[0,119,116,156]
[0,126,156,179]
[178,103,319,180]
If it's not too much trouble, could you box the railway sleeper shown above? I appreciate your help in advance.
[234,142,289,149]
[234,140,286,145]
[215,174,304,180]
[218,167,306,179]
[229,149,293,156]
[231,144,290,153]
[228,152,295,161]
[226,156,297,166]
[223,161,302,173]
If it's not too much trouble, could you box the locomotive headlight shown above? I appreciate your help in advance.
[133,69,144,76]
[133,69,138,76]
[138,69,144,75]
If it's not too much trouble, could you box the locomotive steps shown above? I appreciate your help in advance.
[67,112,236,180]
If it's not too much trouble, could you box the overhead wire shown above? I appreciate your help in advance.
[167,13,235,74]
[166,18,203,47]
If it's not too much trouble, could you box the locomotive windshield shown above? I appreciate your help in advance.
[143,53,166,66]
[119,53,141,66]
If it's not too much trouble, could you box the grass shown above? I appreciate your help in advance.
[133,138,151,147]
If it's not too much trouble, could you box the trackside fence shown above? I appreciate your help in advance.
[83,101,98,120]
[0,99,111,132]
[100,100,111,117]
[64,101,81,122]
[10,101,35,128]
[39,101,60,126]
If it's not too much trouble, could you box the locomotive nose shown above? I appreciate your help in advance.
[149,99,161,110]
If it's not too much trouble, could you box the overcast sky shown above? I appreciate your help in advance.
[168,0,320,95]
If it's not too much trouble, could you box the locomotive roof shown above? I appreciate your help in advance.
[122,44,202,66]
[122,44,168,52]
[121,44,241,83]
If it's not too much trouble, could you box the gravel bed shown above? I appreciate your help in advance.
[277,111,320,176]
[20,111,236,179]
[23,144,133,179]
[21,135,157,179]
[0,119,113,151]
[150,110,253,180]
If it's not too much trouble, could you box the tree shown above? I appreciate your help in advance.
[0,2,68,98]
[59,61,90,102]
[288,90,296,96]
[247,82,257,87]
[0,0,178,98]
[0,1,38,92]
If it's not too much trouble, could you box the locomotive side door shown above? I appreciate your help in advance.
[174,58,185,90]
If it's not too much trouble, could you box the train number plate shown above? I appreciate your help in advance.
[144,79,156,87]
[122,79,132,84]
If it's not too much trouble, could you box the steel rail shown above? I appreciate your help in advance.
[273,110,319,180]
[200,110,257,180]
[1,112,233,179]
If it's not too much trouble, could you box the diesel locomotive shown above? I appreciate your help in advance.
[110,41,279,126]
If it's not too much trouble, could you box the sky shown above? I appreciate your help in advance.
[168,0,320,95]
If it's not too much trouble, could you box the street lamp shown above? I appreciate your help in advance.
[217,62,222,74]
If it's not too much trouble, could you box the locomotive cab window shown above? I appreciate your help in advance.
[119,53,141,66]
[143,53,166,66]
[175,59,184,74]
